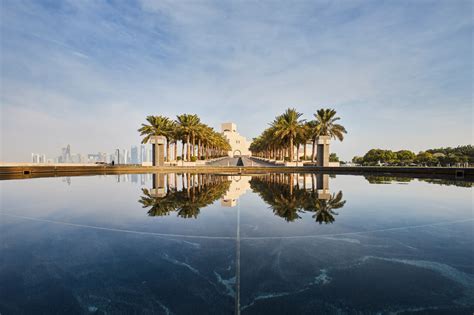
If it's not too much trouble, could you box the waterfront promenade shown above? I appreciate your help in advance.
[0,158,472,181]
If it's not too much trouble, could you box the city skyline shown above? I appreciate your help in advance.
[31,143,154,164]
[1,1,472,162]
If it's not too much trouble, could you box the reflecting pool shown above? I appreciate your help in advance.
[0,173,473,314]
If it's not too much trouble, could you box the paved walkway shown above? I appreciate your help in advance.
[206,156,276,167]
[206,157,240,166]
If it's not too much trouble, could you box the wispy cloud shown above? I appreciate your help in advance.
[1,0,472,161]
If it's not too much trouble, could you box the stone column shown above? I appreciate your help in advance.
[316,136,331,167]
[149,136,166,166]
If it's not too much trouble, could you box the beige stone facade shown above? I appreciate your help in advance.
[221,123,251,157]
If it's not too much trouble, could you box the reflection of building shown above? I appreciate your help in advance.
[221,123,251,157]
[221,175,251,207]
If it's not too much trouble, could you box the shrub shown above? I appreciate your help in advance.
[329,153,339,162]
[190,156,197,162]
[177,156,182,161]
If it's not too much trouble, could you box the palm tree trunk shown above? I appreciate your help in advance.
[186,173,190,197]
[186,135,191,161]
[289,174,294,195]
[289,137,294,161]
[192,134,196,158]
[166,140,170,162]
[303,143,307,161]
[181,141,185,161]
[198,139,202,160]
[174,141,178,161]
[311,139,316,162]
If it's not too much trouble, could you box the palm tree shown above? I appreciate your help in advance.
[306,120,320,162]
[313,108,347,141]
[165,120,177,161]
[169,123,181,161]
[175,114,201,161]
[306,109,346,162]
[200,126,214,159]
[300,122,312,161]
[272,108,305,161]
[138,115,174,161]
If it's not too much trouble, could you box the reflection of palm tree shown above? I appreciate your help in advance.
[139,175,230,219]
[139,188,177,217]
[250,175,306,222]
[307,191,346,224]
[250,175,346,224]
[271,191,302,222]
[176,201,201,218]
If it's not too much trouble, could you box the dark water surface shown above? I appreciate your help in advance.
[0,173,473,314]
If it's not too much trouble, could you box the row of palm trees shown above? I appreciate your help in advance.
[249,108,347,161]
[138,114,231,162]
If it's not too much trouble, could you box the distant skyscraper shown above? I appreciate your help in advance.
[122,149,129,164]
[60,144,72,163]
[140,145,146,163]
[131,146,139,164]
[31,153,47,163]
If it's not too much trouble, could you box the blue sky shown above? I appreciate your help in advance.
[1,0,472,161]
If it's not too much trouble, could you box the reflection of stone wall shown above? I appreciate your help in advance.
[221,175,251,207]
[221,123,251,157]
